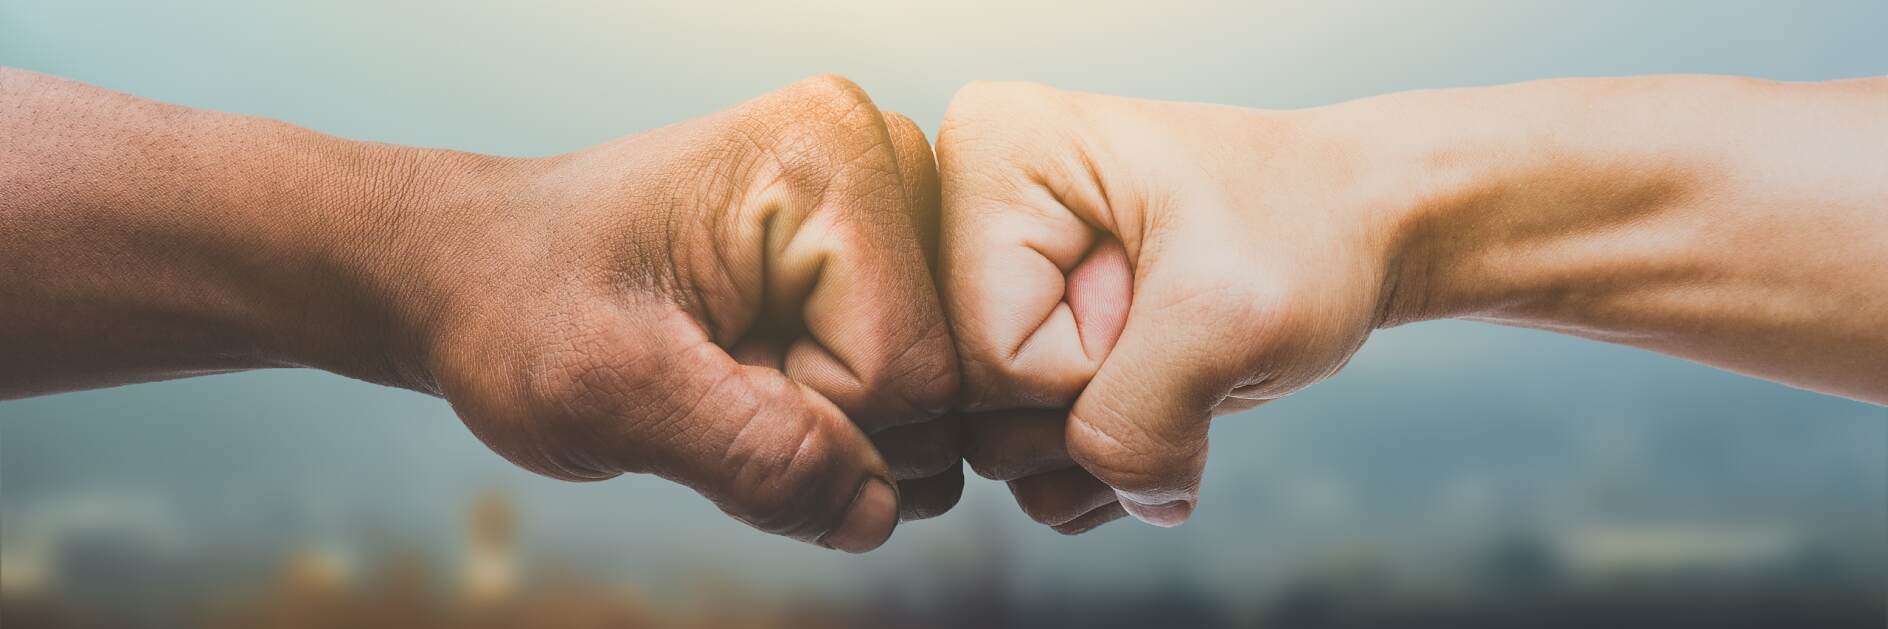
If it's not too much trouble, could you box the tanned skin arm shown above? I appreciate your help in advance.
[1,68,970,552]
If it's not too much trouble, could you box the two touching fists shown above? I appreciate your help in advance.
[11,68,1885,555]
[424,76,1395,552]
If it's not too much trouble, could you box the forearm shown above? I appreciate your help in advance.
[0,69,489,398]
[1339,76,1888,403]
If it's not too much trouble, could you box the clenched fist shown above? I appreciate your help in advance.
[2,72,962,552]
[936,82,1389,532]
[9,66,1885,549]
[422,76,963,551]
[935,77,1888,533]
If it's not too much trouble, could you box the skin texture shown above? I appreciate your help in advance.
[938,77,1888,533]
[0,69,963,552]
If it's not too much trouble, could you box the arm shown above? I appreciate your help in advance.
[1357,76,1888,403]
[937,75,1888,533]
[1,69,968,551]
[0,67,456,396]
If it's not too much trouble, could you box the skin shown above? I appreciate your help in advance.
[937,76,1888,533]
[6,68,1883,547]
[0,69,967,552]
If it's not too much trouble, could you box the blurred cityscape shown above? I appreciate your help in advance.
[5,327,1886,628]
[4,488,1882,629]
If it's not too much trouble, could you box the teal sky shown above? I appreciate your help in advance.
[3,0,1884,611]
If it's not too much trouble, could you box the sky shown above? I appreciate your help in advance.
[2,0,1884,617]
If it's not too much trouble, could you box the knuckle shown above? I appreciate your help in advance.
[897,470,965,521]
[880,111,939,209]
[1009,482,1082,526]
[779,75,880,142]
[828,309,960,433]
[1005,482,1055,524]
[740,87,898,210]
[717,392,850,539]
[892,450,959,481]
[872,321,962,423]
[1065,411,1202,500]
[962,439,1010,480]
[937,86,998,160]
[879,109,922,138]
[883,431,961,480]
[939,80,1053,148]
[965,458,1021,483]
[961,420,1051,481]
[1017,500,1064,526]
[746,75,870,131]
[790,73,871,108]
[950,347,1012,411]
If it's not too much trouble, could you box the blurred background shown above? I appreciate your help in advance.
[3,1,1885,627]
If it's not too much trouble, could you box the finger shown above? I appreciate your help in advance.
[935,81,1256,528]
[1007,466,1119,527]
[554,310,901,553]
[897,462,965,522]
[1065,237,1132,361]
[1051,501,1129,536]
[766,81,959,433]
[873,415,965,481]
[1066,245,1260,528]
[962,409,1073,481]
[658,363,896,551]
[879,110,941,264]
[936,103,1107,410]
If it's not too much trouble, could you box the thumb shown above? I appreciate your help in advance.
[580,315,901,552]
[1064,235,1260,528]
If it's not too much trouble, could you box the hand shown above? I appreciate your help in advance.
[936,82,1399,531]
[0,70,960,551]
[938,76,1888,534]
[12,67,1881,548]
[399,76,961,551]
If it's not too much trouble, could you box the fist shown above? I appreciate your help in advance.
[936,82,1399,532]
[410,76,962,552]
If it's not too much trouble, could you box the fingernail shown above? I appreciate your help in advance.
[1120,497,1194,528]
[820,478,898,553]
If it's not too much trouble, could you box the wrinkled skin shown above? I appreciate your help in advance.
[937,82,1391,532]
[416,76,964,550]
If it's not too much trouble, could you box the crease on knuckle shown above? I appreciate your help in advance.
[866,316,960,419]
[1065,409,1197,496]
[716,382,847,539]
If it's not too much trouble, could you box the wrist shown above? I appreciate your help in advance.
[1,70,529,396]
[1316,79,1707,329]
[187,116,524,393]
[286,138,525,393]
